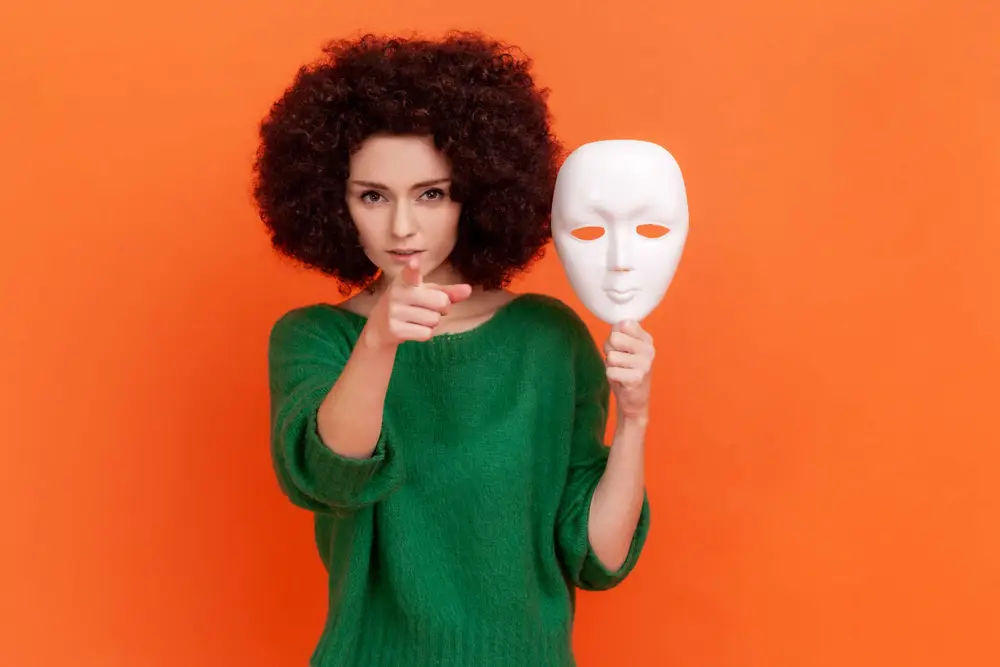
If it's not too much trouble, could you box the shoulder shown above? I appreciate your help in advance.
[268,303,364,355]
[507,293,598,349]
[512,292,590,327]
[507,293,607,391]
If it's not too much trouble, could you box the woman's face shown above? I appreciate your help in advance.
[346,134,463,285]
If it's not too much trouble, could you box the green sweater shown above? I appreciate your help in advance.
[267,293,650,667]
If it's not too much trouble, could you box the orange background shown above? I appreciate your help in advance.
[2,1,999,665]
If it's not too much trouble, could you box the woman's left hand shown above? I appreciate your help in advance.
[604,320,655,421]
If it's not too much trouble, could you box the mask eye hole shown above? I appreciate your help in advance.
[636,223,670,239]
[570,226,605,241]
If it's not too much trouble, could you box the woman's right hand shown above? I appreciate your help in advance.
[361,255,472,350]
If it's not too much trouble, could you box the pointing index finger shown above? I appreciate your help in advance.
[401,254,422,287]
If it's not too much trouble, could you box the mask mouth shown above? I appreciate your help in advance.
[604,287,640,304]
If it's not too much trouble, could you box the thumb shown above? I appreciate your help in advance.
[400,254,422,287]
[619,319,649,341]
[437,283,473,303]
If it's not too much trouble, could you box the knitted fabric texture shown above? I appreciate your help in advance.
[267,293,651,667]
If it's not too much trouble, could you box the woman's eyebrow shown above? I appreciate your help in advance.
[410,178,451,189]
[348,178,451,190]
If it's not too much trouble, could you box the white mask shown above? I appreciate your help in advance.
[551,139,689,324]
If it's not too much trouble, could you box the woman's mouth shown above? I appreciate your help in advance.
[387,249,425,262]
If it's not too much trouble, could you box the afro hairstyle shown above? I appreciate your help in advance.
[251,31,563,293]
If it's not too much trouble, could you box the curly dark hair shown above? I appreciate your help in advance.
[251,31,562,293]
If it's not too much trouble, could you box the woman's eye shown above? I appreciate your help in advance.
[420,188,446,201]
[360,191,384,204]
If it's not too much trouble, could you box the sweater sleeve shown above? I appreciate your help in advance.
[267,307,404,514]
[554,316,651,591]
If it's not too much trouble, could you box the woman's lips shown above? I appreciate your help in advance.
[387,249,425,262]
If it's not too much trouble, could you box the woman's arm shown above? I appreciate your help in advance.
[316,332,398,459]
[268,262,468,513]
[587,411,648,572]
[553,316,652,591]
[268,307,405,513]
[587,319,655,570]
[316,257,471,459]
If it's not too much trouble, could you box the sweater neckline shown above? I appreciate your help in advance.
[322,293,532,357]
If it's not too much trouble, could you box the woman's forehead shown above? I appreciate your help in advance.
[349,134,451,185]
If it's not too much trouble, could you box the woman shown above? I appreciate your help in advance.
[253,31,654,666]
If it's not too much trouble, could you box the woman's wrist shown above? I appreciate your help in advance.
[359,322,398,355]
[616,408,650,430]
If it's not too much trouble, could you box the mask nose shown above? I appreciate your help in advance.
[390,201,417,239]
[608,226,634,272]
